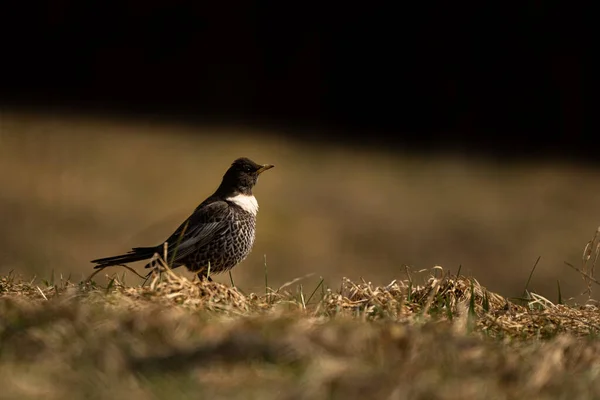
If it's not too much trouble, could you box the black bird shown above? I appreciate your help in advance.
[91,157,274,280]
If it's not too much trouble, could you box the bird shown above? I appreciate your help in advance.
[91,157,274,280]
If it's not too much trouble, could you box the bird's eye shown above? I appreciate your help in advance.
[244,166,253,172]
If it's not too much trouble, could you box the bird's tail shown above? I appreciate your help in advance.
[91,246,158,269]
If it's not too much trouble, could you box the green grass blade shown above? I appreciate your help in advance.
[557,280,563,305]
[306,277,324,305]
[264,254,269,298]
[522,256,541,299]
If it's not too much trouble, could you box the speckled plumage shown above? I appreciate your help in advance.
[91,158,274,279]
[161,196,257,275]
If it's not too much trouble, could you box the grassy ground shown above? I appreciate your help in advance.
[2,111,600,398]
[2,254,600,399]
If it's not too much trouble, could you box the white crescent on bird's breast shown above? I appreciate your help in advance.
[226,194,259,216]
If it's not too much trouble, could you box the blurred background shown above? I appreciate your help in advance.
[0,3,596,299]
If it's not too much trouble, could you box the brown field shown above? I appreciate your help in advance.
[2,266,600,400]
[2,112,600,399]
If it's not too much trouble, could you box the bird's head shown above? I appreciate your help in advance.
[218,157,274,196]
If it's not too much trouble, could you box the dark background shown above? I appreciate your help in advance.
[1,2,593,162]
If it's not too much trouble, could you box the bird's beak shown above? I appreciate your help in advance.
[257,164,274,174]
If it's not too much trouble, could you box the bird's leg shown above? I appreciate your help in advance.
[197,271,213,282]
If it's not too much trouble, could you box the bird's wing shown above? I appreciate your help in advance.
[164,200,233,263]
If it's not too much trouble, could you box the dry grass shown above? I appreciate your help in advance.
[3,258,600,399]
